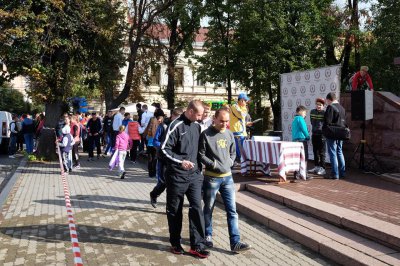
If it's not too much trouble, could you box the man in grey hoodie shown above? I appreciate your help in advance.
[199,108,251,253]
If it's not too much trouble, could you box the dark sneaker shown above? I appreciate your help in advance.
[205,236,213,248]
[231,242,251,253]
[189,248,210,258]
[150,194,157,208]
[170,245,185,255]
[120,171,126,179]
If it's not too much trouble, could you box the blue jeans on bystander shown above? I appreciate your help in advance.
[326,138,345,178]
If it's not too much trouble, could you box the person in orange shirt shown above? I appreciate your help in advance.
[127,114,141,163]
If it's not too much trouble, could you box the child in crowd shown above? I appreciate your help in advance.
[144,117,161,178]
[291,105,310,180]
[127,114,141,163]
[114,125,132,179]
[309,98,326,175]
[59,125,75,174]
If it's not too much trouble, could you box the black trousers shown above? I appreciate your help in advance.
[312,134,326,168]
[129,140,140,161]
[72,142,80,165]
[147,146,157,177]
[88,135,101,158]
[166,173,205,249]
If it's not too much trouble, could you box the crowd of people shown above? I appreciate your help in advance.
[6,78,368,258]
[292,92,347,180]
[8,112,46,158]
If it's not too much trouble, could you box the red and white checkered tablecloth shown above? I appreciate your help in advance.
[241,140,306,181]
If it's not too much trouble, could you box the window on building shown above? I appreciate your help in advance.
[196,75,204,86]
[150,65,160,85]
[175,67,184,87]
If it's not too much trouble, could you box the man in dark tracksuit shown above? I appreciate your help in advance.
[161,100,209,258]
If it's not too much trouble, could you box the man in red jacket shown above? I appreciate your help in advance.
[351,66,374,91]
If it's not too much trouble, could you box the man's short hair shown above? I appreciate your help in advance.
[136,103,141,108]
[296,105,307,113]
[172,108,184,117]
[119,107,125,112]
[142,104,148,110]
[326,92,337,101]
[360,66,369,72]
[215,108,229,118]
[124,113,130,117]
[187,100,204,113]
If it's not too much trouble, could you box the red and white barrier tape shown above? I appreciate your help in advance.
[57,137,84,266]
[62,174,83,266]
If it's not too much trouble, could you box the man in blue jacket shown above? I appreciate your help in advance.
[150,107,183,208]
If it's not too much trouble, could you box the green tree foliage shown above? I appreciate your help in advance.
[231,0,332,130]
[108,0,175,110]
[363,0,400,93]
[160,0,203,109]
[196,0,241,104]
[0,83,29,114]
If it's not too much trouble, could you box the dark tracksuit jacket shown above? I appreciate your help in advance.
[323,103,346,130]
[161,113,205,248]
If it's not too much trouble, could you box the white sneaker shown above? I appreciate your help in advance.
[308,166,320,173]
[9,155,15,159]
[317,168,326,175]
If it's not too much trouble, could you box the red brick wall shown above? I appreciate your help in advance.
[341,92,400,159]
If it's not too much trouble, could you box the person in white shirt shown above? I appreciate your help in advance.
[112,107,125,152]
[200,103,212,132]
[139,105,153,152]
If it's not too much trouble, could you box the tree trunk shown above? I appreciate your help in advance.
[44,101,66,128]
[38,101,65,160]
[166,57,176,110]
[267,81,280,131]
[226,69,232,104]
[166,19,178,110]
[36,128,57,161]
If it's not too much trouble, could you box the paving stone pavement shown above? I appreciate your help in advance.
[0,155,334,265]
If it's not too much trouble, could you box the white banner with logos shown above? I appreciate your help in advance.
[280,65,341,160]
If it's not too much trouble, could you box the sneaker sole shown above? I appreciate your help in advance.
[170,247,184,255]
[188,250,209,258]
[231,246,251,253]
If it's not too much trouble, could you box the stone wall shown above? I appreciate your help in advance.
[340,91,400,170]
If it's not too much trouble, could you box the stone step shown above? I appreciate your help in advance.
[245,183,400,252]
[234,190,400,266]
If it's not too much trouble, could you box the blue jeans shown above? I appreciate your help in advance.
[104,132,113,154]
[326,138,345,178]
[9,134,17,155]
[24,133,34,153]
[234,136,245,162]
[203,175,240,246]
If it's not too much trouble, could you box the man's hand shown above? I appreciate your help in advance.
[181,160,195,170]
[246,122,254,126]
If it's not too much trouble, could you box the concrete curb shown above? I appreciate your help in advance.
[0,158,27,210]
[380,173,400,185]
[245,183,400,252]
[233,189,400,265]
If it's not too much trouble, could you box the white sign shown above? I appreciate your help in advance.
[280,65,341,160]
